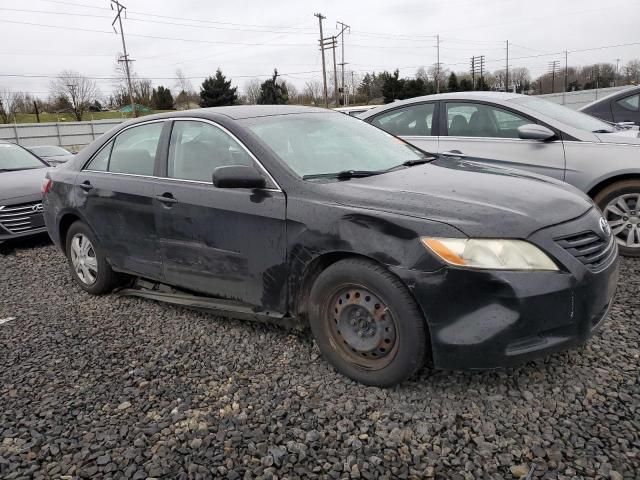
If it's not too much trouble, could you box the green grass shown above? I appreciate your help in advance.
[12,110,173,124]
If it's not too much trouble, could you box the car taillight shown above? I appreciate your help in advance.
[41,177,52,195]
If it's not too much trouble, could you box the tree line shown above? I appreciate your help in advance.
[1,57,639,123]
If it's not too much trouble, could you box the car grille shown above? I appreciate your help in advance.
[0,201,44,234]
[555,230,616,271]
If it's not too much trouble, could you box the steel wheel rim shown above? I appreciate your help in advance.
[604,193,640,248]
[70,233,98,285]
[326,285,399,370]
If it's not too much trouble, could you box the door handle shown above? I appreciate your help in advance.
[155,193,178,205]
[79,181,93,191]
[441,150,467,158]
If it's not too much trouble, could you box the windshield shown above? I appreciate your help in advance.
[242,112,428,178]
[30,146,71,157]
[510,96,614,133]
[0,143,46,171]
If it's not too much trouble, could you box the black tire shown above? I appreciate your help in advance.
[593,179,640,258]
[65,221,123,294]
[307,258,428,387]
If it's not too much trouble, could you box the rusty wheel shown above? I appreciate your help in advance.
[328,287,399,370]
[308,258,428,387]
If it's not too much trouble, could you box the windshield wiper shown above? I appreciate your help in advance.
[401,157,435,166]
[303,169,385,180]
[0,168,25,172]
[592,129,614,133]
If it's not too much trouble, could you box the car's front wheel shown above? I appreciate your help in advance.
[308,258,428,387]
[65,221,123,294]
[594,180,640,257]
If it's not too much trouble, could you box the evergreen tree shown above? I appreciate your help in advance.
[447,72,459,92]
[257,69,289,105]
[151,86,174,110]
[459,78,474,91]
[382,70,404,103]
[401,78,428,99]
[199,69,238,107]
[476,77,490,91]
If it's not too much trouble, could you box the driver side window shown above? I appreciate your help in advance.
[371,104,435,137]
[446,103,530,139]
[168,121,254,182]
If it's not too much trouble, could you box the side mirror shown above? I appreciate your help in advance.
[212,165,266,189]
[517,124,556,141]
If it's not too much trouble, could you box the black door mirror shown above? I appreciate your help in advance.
[212,165,266,189]
[517,124,555,141]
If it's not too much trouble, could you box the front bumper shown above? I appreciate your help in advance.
[392,209,620,370]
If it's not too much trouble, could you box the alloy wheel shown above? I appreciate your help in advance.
[327,286,399,370]
[70,233,98,285]
[604,193,640,248]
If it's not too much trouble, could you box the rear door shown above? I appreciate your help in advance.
[77,120,166,279]
[611,93,640,126]
[153,119,287,313]
[438,101,567,180]
[368,102,438,153]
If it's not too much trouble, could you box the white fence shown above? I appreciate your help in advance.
[0,119,125,152]
[538,86,631,110]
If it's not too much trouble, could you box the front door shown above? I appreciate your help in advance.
[153,119,287,313]
[438,101,567,180]
[77,121,165,279]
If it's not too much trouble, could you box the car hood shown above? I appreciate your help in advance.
[0,168,47,203]
[325,158,594,238]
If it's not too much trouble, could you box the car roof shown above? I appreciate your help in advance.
[123,105,331,125]
[579,85,640,110]
[358,91,525,118]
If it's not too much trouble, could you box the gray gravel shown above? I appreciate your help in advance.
[0,239,639,480]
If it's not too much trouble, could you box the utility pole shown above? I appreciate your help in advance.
[314,13,329,108]
[470,56,476,90]
[563,51,568,104]
[331,36,339,107]
[479,55,485,90]
[436,34,440,93]
[548,60,560,94]
[505,40,509,92]
[111,0,136,117]
[471,56,484,90]
[615,58,620,86]
[337,21,350,106]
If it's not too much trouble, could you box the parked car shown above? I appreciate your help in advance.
[0,141,49,245]
[334,105,378,117]
[43,106,618,386]
[580,85,640,127]
[359,92,640,256]
[28,145,75,165]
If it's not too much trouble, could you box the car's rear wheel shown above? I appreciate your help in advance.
[594,180,640,257]
[65,221,123,294]
[308,258,428,387]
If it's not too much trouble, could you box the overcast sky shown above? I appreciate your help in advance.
[1,0,639,99]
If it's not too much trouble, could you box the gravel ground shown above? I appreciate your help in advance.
[0,239,638,480]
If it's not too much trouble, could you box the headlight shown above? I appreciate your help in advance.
[421,237,558,271]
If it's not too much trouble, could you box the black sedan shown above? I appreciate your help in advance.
[42,106,619,386]
[580,85,640,127]
[0,140,49,245]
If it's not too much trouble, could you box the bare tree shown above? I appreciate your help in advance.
[0,89,20,123]
[304,79,324,105]
[625,59,640,84]
[243,78,262,105]
[415,66,428,83]
[428,63,449,90]
[174,69,194,109]
[50,70,98,121]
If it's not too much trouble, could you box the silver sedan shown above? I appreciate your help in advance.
[360,92,640,256]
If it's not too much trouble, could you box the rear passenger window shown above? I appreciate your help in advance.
[109,122,163,176]
[86,141,112,171]
[617,94,639,112]
[371,104,435,136]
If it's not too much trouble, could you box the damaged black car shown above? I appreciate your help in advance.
[42,106,619,386]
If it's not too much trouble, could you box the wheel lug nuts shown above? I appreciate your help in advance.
[623,216,628,221]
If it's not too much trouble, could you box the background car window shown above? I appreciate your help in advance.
[617,94,640,111]
[371,104,435,136]
[168,121,254,182]
[109,122,163,176]
[446,103,530,138]
[86,142,112,171]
